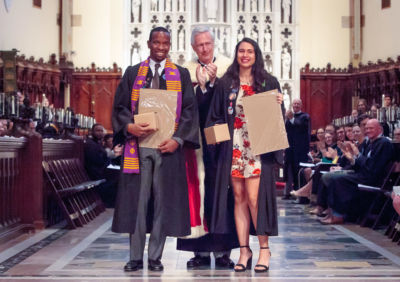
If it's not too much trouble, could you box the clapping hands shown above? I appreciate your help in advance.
[337,141,359,162]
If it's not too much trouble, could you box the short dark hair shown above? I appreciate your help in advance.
[104,133,113,141]
[149,26,170,41]
[91,123,103,131]
[357,114,370,125]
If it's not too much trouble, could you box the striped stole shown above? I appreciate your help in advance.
[122,57,182,174]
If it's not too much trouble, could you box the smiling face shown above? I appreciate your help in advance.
[236,41,256,69]
[345,126,353,141]
[336,127,345,142]
[352,125,362,142]
[325,133,333,146]
[365,119,382,141]
[316,128,325,142]
[357,100,367,114]
[147,31,171,62]
[292,99,302,113]
[192,32,214,64]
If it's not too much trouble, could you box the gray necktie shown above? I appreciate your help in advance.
[152,63,161,89]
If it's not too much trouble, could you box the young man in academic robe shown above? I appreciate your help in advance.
[176,26,238,269]
[111,26,199,272]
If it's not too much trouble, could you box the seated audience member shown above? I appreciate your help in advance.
[344,124,353,141]
[292,131,342,200]
[383,94,392,108]
[319,119,394,224]
[392,192,400,216]
[393,128,400,143]
[357,98,368,116]
[42,115,60,139]
[352,124,365,147]
[84,123,122,207]
[370,104,378,119]
[104,133,122,160]
[311,127,325,163]
[0,119,13,136]
[336,126,346,142]
[371,103,390,136]
[320,132,342,163]
[324,124,336,136]
[351,109,358,119]
[0,120,7,136]
[357,114,370,136]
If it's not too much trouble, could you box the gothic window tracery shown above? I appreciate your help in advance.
[126,0,298,101]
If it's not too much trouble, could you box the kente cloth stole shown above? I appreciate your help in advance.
[122,57,182,174]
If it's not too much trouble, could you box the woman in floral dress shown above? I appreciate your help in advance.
[206,38,284,273]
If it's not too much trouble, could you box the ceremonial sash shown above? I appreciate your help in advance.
[122,57,182,174]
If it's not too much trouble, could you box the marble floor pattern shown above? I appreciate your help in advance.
[1,200,400,281]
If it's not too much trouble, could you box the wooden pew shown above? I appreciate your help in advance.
[42,157,105,229]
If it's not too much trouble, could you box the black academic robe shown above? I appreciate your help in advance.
[111,63,200,237]
[284,111,310,184]
[177,80,239,252]
[205,75,283,236]
[84,137,110,180]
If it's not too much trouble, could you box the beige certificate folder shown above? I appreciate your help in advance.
[204,123,231,145]
[138,89,177,148]
[134,112,158,131]
[242,89,289,155]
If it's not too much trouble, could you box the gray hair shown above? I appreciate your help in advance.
[191,26,215,45]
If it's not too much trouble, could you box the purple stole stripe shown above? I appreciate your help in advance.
[122,57,182,174]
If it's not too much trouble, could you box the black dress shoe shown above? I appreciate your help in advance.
[186,255,211,269]
[148,259,164,271]
[215,255,234,269]
[124,260,143,272]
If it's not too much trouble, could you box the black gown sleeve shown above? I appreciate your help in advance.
[112,66,137,145]
[205,78,228,127]
[196,80,217,130]
[172,67,200,149]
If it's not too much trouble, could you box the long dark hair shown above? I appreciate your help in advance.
[223,37,269,92]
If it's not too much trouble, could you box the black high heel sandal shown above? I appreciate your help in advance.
[234,246,253,272]
[254,246,271,273]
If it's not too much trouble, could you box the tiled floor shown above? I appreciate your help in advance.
[1,200,400,281]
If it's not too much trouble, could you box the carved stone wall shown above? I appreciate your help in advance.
[126,0,299,103]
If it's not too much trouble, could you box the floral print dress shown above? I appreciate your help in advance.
[231,84,262,178]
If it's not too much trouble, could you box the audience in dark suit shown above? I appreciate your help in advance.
[319,119,394,224]
[84,123,122,208]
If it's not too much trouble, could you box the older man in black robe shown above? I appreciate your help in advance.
[283,98,310,201]
[176,26,237,270]
[111,27,199,272]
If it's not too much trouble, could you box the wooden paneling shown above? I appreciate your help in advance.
[71,63,122,131]
[301,57,400,130]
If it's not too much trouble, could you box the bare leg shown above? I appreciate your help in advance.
[304,168,312,182]
[245,177,271,270]
[231,177,252,270]
[291,180,312,198]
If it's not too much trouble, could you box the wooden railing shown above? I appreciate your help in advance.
[0,136,32,242]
